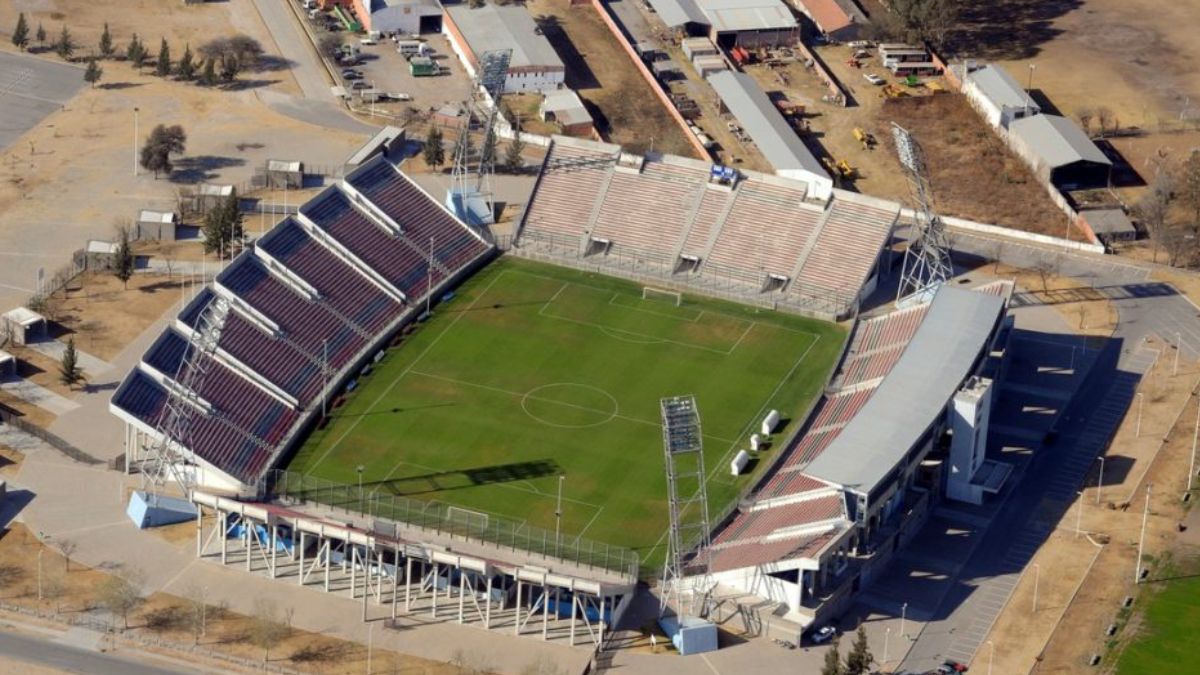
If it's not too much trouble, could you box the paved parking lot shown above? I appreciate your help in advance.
[0,52,84,153]
[334,33,472,113]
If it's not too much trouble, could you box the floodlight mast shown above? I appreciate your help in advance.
[892,123,953,305]
[449,49,511,225]
[660,395,714,619]
[140,293,231,500]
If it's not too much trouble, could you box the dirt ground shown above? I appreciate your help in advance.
[0,521,467,674]
[876,94,1072,236]
[977,339,1200,673]
[523,0,697,157]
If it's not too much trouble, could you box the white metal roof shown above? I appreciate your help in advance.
[445,5,564,70]
[1009,114,1111,169]
[696,0,798,32]
[646,0,710,27]
[86,239,120,254]
[540,89,592,126]
[707,70,826,178]
[199,184,234,197]
[267,159,302,173]
[3,307,46,327]
[967,65,1035,112]
[138,210,175,224]
[803,287,1005,495]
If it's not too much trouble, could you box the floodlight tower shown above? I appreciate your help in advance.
[660,395,714,618]
[448,49,511,227]
[140,293,231,498]
[892,122,953,306]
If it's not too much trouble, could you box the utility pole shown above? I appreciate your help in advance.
[133,107,140,177]
[1136,393,1144,437]
[1174,333,1181,376]
[1025,64,1036,117]
[900,602,907,640]
[1075,491,1083,537]
[1032,563,1039,613]
[1097,456,1105,505]
[1135,484,1151,583]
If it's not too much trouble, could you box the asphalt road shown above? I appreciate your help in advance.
[0,629,201,675]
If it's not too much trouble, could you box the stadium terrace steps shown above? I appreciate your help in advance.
[518,138,898,316]
[111,155,493,487]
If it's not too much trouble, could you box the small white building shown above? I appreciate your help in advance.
[443,4,565,94]
[2,307,47,346]
[962,65,1039,129]
[136,209,179,241]
[945,376,1007,505]
[265,160,304,189]
[539,90,595,138]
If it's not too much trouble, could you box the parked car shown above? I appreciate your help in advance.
[349,80,371,90]
[864,73,885,85]
[809,625,836,644]
[341,69,362,80]
[938,661,968,673]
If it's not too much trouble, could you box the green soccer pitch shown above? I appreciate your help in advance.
[286,257,845,568]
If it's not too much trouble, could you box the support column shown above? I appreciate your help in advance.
[391,553,399,621]
[542,585,549,640]
[431,562,439,618]
[484,576,493,629]
[350,547,357,600]
[570,596,577,646]
[220,511,227,565]
[514,581,522,637]
[405,558,413,613]
[458,571,466,624]
[195,507,202,558]
[298,531,306,586]
[270,526,278,579]
[598,597,606,646]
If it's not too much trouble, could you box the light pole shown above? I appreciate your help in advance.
[1032,563,1039,613]
[987,640,995,675]
[1135,484,1151,583]
[357,465,365,511]
[1075,491,1083,537]
[1136,393,1144,437]
[554,475,564,555]
[1191,400,1199,492]
[1025,64,1036,117]
[1174,333,1181,376]
[37,548,44,602]
[884,626,891,665]
[1096,456,1105,505]
[133,107,140,177]
[900,602,907,640]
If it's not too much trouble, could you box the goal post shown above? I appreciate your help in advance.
[445,505,489,535]
[642,286,683,306]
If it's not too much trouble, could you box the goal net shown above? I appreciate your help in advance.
[642,287,683,306]
[445,506,490,535]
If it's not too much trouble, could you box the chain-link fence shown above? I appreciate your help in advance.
[265,470,639,581]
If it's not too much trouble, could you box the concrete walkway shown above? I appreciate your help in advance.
[0,376,79,415]
[25,338,112,377]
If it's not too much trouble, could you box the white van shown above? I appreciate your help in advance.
[359,37,377,47]
[396,40,429,57]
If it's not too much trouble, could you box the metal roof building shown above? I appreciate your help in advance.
[443,4,566,93]
[648,0,798,47]
[707,70,832,198]
[963,65,1038,129]
[1007,114,1112,188]
[804,286,1006,499]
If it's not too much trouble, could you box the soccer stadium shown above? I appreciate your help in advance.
[109,136,1014,645]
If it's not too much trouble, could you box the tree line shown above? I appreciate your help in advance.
[11,14,263,89]
[1137,150,1200,267]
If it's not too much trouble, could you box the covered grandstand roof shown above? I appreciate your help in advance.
[707,71,828,182]
[803,286,1006,495]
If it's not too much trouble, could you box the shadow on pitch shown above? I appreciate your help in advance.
[367,459,561,498]
[329,401,455,420]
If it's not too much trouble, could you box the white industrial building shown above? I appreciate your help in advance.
[707,70,833,199]
[647,0,799,47]
[443,4,565,94]
[962,64,1039,129]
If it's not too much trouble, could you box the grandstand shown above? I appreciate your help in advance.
[514,136,900,319]
[110,155,492,491]
[697,283,1014,625]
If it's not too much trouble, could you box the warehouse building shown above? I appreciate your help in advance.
[962,64,1039,129]
[647,0,799,47]
[1008,114,1112,189]
[443,4,565,93]
[708,70,832,198]
[346,0,444,34]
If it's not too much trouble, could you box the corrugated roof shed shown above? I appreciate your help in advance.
[794,0,853,33]
[1009,114,1111,169]
[541,89,593,126]
[1082,208,1135,237]
[696,0,797,31]
[707,70,826,178]
[646,0,710,27]
[445,4,564,70]
[966,65,1035,112]
[803,286,1005,495]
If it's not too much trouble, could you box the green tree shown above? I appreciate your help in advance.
[84,58,104,89]
[203,189,243,255]
[139,124,187,179]
[503,131,525,173]
[176,44,195,80]
[11,13,29,51]
[59,337,82,388]
[115,227,135,288]
[35,23,46,47]
[845,626,874,675]
[424,126,445,169]
[156,38,171,77]
[98,22,114,58]
[54,25,74,60]
[200,57,217,86]
[126,33,146,71]
[821,638,847,675]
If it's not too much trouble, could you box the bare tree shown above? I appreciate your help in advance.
[248,597,291,664]
[55,538,77,572]
[520,654,568,675]
[1096,107,1115,138]
[1178,150,1200,226]
[1031,255,1059,293]
[42,567,66,615]
[183,584,209,645]
[1077,107,1095,138]
[97,569,145,631]
[1137,172,1175,264]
